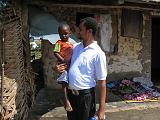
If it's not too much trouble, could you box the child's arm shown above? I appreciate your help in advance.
[54,52,65,63]
[53,42,65,63]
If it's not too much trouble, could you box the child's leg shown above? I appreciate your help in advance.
[62,84,73,112]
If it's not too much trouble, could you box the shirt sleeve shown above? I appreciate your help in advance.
[95,53,107,80]
[53,43,61,52]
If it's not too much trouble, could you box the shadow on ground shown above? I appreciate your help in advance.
[28,88,64,120]
[28,86,124,120]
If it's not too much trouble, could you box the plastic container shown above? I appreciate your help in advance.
[90,116,98,120]
[90,115,106,120]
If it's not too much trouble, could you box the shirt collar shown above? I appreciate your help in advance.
[81,41,97,49]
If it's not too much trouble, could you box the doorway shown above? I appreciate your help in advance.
[151,17,160,84]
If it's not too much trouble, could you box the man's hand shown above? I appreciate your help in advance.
[52,63,67,73]
[95,108,105,120]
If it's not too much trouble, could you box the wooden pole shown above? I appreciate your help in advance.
[1,28,5,120]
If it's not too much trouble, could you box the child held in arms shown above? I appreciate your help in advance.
[53,23,73,112]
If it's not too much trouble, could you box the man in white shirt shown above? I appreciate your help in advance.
[54,17,107,120]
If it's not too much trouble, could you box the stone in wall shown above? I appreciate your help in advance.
[41,40,61,89]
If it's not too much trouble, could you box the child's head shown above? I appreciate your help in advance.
[58,23,71,42]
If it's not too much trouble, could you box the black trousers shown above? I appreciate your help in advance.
[67,88,96,120]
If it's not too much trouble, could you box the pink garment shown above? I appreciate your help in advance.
[124,93,151,101]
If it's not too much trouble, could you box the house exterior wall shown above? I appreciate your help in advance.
[108,12,151,81]
[3,20,35,120]
[1,2,35,119]
[41,6,153,88]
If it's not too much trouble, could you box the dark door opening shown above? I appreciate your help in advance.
[151,17,160,85]
[76,12,94,26]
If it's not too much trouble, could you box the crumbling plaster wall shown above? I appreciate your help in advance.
[108,11,151,81]
[108,37,143,79]
[42,6,151,82]
[41,40,61,89]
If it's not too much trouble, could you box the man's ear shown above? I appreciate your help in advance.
[88,29,92,33]
[69,32,71,36]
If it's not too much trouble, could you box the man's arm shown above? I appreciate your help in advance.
[97,80,106,120]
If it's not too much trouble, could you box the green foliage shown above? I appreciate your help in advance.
[31,50,42,60]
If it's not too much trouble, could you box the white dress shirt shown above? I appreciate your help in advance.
[68,41,107,90]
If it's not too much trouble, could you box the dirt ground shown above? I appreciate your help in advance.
[107,107,160,120]
[28,88,160,120]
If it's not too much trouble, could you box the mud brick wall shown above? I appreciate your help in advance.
[1,1,35,119]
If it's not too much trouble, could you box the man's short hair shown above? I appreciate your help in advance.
[80,17,98,36]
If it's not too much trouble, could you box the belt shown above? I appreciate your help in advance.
[69,87,95,96]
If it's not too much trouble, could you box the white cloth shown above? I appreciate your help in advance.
[68,41,107,90]
[57,70,68,84]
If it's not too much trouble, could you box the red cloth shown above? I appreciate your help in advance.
[54,40,73,62]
